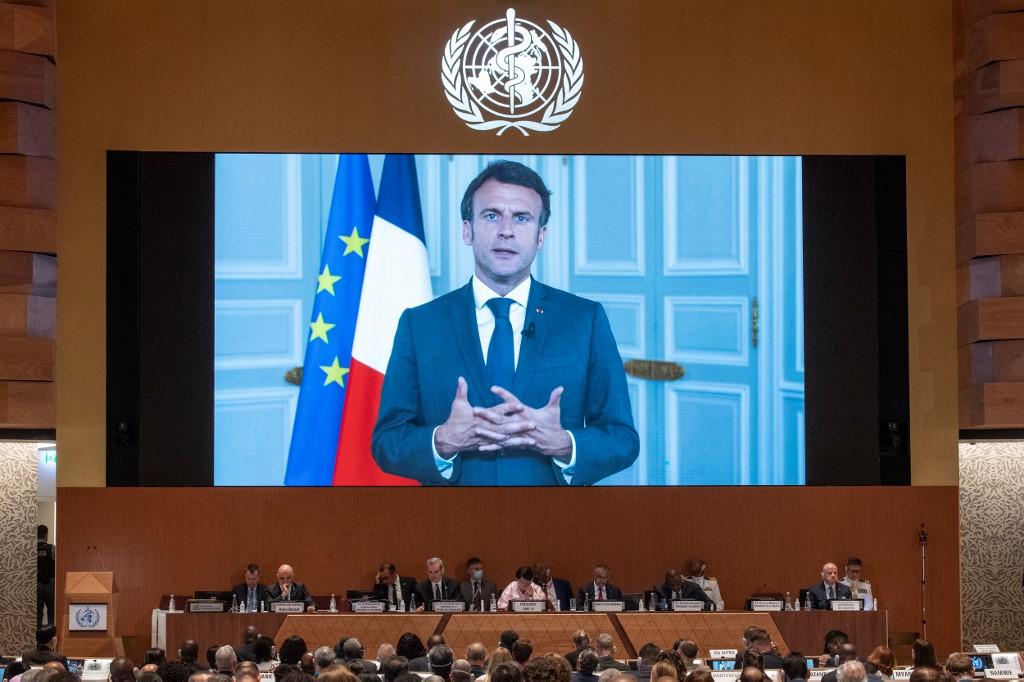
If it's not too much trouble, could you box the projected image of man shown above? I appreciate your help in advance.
[371,160,639,485]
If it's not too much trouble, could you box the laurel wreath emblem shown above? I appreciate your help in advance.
[441,18,584,136]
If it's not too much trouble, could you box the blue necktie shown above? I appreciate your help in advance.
[486,298,515,389]
[247,587,255,612]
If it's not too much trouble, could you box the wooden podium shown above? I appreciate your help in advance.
[61,571,124,657]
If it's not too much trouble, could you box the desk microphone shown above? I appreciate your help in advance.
[522,322,536,338]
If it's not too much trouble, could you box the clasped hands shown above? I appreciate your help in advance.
[434,376,572,462]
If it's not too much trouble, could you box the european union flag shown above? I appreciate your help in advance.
[284,154,375,485]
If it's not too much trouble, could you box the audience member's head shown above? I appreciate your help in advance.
[319,666,359,682]
[242,625,260,645]
[145,648,167,666]
[357,674,379,682]
[156,661,192,682]
[677,641,698,662]
[467,643,488,667]
[6,662,29,679]
[138,673,162,682]
[650,662,678,682]
[596,670,620,682]
[684,670,713,682]
[397,633,427,661]
[279,636,308,666]
[571,631,591,650]
[867,647,896,677]
[235,662,258,677]
[491,663,523,682]
[823,631,849,656]
[381,656,409,682]
[593,634,615,656]
[451,659,474,682]
[429,645,455,678]
[300,652,316,675]
[835,644,858,666]
[189,672,212,682]
[487,648,514,677]
[909,668,942,682]
[180,641,200,663]
[740,667,767,682]
[429,635,448,649]
[392,674,421,682]
[741,651,764,673]
[271,664,298,682]
[912,640,937,669]
[109,657,137,682]
[313,646,337,671]
[37,624,58,648]
[377,643,396,661]
[500,631,520,651]
[577,650,600,675]
[638,644,660,667]
[209,675,233,682]
[140,665,159,675]
[512,639,533,666]
[343,638,365,661]
[235,671,259,682]
[944,655,973,681]
[206,645,221,671]
[654,649,685,681]
[522,655,571,682]
[215,646,237,673]
[836,662,866,682]
[782,653,808,681]
[253,637,275,664]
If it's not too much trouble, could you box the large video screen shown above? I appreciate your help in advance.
[213,154,805,486]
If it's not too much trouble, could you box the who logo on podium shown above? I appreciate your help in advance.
[442,8,584,136]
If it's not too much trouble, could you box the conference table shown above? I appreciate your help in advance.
[160,610,887,660]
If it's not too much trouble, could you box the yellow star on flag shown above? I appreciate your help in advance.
[320,356,349,387]
[309,312,336,344]
[316,264,342,295]
[339,226,370,257]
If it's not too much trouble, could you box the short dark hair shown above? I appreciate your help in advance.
[514,566,534,581]
[381,655,409,682]
[207,644,221,669]
[782,653,808,681]
[912,640,937,669]
[428,645,454,676]
[499,630,520,650]
[37,623,57,644]
[846,558,862,567]
[512,639,533,664]
[677,641,698,660]
[639,644,661,665]
[749,630,771,647]
[396,633,426,660]
[37,525,48,539]
[379,562,397,574]
[460,161,552,227]
[156,661,191,682]
[466,557,482,567]
[144,648,166,665]
[246,563,260,573]
[577,650,599,675]
[279,636,308,666]
[491,662,523,682]
[253,637,275,663]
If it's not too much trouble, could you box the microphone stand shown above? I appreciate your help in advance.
[918,525,928,640]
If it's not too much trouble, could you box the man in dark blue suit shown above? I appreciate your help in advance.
[372,161,639,486]
[533,561,573,611]
[230,563,271,612]
[806,562,853,609]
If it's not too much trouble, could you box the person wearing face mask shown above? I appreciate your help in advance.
[684,558,725,611]
[459,557,499,610]
[533,561,573,611]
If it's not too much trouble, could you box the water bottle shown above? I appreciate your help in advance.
[489,594,497,612]
[231,594,239,613]
[169,594,176,612]
[583,593,590,612]
[803,593,812,611]
[329,594,337,613]
[569,597,577,612]
[872,597,878,611]
[784,592,792,611]
[793,594,800,612]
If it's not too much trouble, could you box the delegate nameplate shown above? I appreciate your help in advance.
[974,645,1001,654]
[351,600,386,613]
[990,654,1021,675]
[808,671,830,681]
[187,600,225,613]
[672,600,704,612]
[592,600,625,612]
[431,600,466,612]
[710,650,738,660]
[511,600,546,613]
[749,599,783,612]
[983,670,1016,680]
[271,601,305,613]
[830,599,862,611]
[891,670,913,680]
[711,672,740,682]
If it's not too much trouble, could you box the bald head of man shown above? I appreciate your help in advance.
[821,563,839,586]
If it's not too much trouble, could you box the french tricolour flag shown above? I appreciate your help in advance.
[332,155,433,485]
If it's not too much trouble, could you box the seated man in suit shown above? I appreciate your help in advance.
[593,634,630,672]
[574,649,600,682]
[746,629,784,669]
[578,564,622,604]
[533,562,573,611]
[371,160,640,487]
[658,569,714,610]
[415,557,461,610]
[373,562,418,610]
[267,563,315,611]
[231,563,271,613]
[459,557,499,611]
[806,562,852,609]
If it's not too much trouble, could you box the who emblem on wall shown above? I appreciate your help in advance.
[442,8,584,136]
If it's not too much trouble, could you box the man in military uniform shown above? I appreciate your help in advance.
[684,558,724,611]
[840,557,874,610]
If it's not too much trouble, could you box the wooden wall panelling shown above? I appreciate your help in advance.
[956,2,1024,429]
[0,207,56,253]
[0,292,54,336]
[0,378,53,427]
[0,2,55,56]
[0,49,54,107]
[0,250,55,294]
[0,101,56,157]
[56,486,961,664]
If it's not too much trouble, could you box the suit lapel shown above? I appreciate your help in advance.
[449,282,494,405]
[512,278,549,398]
